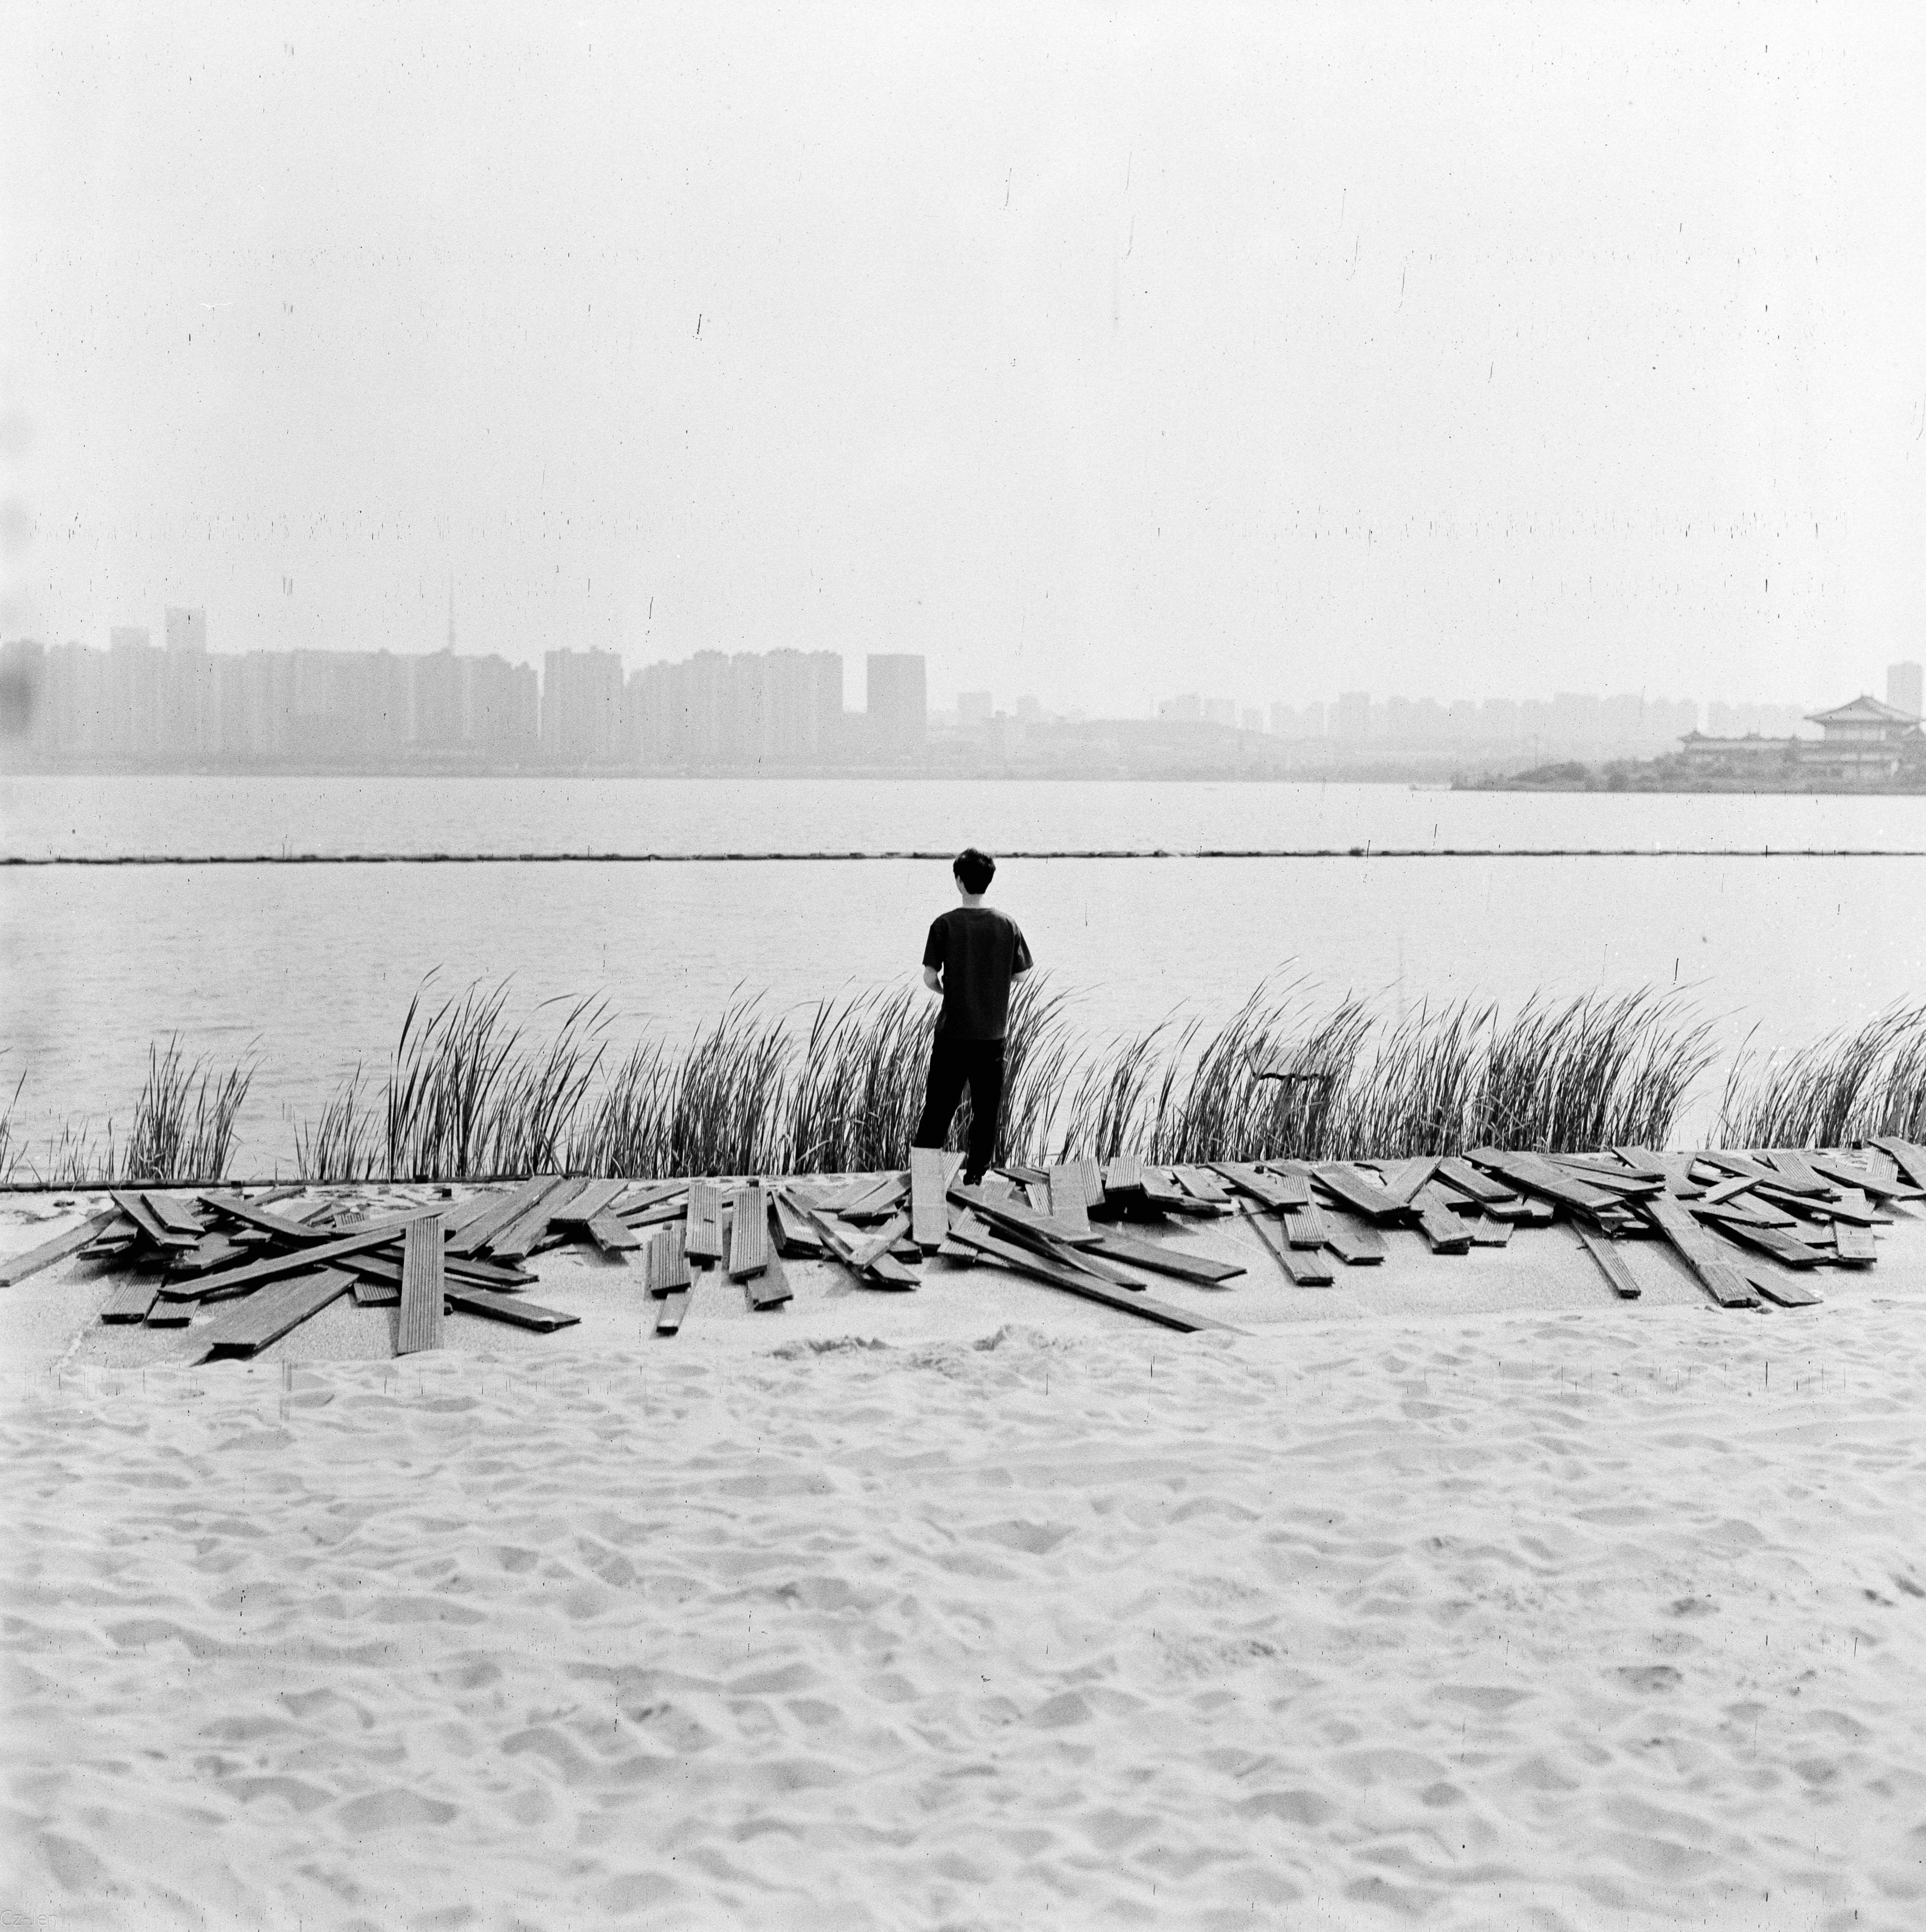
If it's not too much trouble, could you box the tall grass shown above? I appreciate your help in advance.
[1716,1002,1926,1148]
[10,973,1909,1188]
[120,1038,255,1182]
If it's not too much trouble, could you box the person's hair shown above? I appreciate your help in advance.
[952,847,996,894]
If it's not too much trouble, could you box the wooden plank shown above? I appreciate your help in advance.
[165,1231,255,1277]
[0,1209,122,1287]
[198,1190,334,1242]
[445,1175,560,1257]
[1322,1213,1386,1265]
[1832,1222,1877,1265]
[1699,1193,1800,1230]
[98,1277,161,1323]
[1435,1156,1513,1204]
[769,1189,826,1257]
[654,1287,692,1335]
[1701,1219,1824,1270]
[1171,1164,1231,1205]
[949,1182,1103,1248]
[1240,1204,1334,1285]
[1282,1207,1332,1250]
[490,1178,587,1261]
[1309,1163,1406,1220]
[645,1224,691,1297]
[1045,1165,1094,1234]
[547,1177,628,1226]
[109,1189,197,1251]
[186,1268,356,1361]
[726,1185,771,1279]
[948,1214,1235,1333]
[1744,1267,1824,1308]
[1575,1225,1642,1299]
[910,1147,954,1251]
[189,1223,410,1302]
[1411,1185,1472,1254]
[805,1208,918,1289]
[1546,1159,1663,1197]
[1697,1261,1760,1308]
[1084,1227,1245,1285]
[1701,1151,1829,1197]
[846,1211,910,1274]
[1375,1156,1439,1208]
[1205,1161,1303,1211]
[1804,1153,1916,1204]
[585,1212,641,1253]
[142,1296,192,1327]
[141,1191,206,1236]
[353,1275,399,1307]
[445,1286,580,1332]
[396,1214,446,1356]
[839,1173,910,1222]
[611,1178,690,1214]
[621,1195,690,1231]
[1102,1154,1147,1198]
[1140,1168,1218,1215]
[746,1226,792,1309]
[1763,1150,1833,1194]
[1464,1215,1514,1246]
[1869,1137,1926,1191]
[684,1180,725,1262]
[1463,1149,1617,1217]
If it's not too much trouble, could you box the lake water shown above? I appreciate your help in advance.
[3,775,1922,1170]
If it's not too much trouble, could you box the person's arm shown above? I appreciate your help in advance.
[922,964,943,994]
[1011,924,1034,979]
[921,918,945,998]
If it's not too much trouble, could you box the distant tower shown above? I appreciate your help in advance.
[1889,660,1923,720]
[446,582,457,655]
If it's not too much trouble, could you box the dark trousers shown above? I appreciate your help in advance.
[912,1033,1006,1179]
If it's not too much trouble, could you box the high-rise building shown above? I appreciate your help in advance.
[1333,691,1371,740]
[1157,694,1201,723]
[1202,698,1236,728]
[541,649,625,763]
[865,654,927,760]
[957,690,993,726]
[1889,661,1923,720]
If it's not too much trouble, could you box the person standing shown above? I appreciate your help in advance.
[913,846,1033,1184]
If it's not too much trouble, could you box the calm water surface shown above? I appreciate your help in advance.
[3,777,1922,1168]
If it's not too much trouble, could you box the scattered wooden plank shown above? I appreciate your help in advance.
[142,1297,192,1327]
[109,1190,198,1251]
[612,1178,690,1215]
[396,1214,446,1356]
[655,1286,692,1335]
[838,1173,910,1221]
[1575,1225,1642,1299]
[446,1175,561,1257]
[1832,1223,1877,1265]
[645,1224,691,1297]
[910,1147,955,1251]
[1171,1164,1231,1205]
[1045,1164,1094,1234]
[1464,1150,1617,1218]
[547,1178,628,1226]
[949,1182,1102,1248]
[141,1192,206,1237]
[769,1189,826,1257]
[1435,1156,1513,1204]
[726,1185,772,1279]
[684,1180,725,1262]
[1644,1197,1756,1306]
[1465,1215,1514,1246]
[1321,1213,1386,1265]
[948,1213,1235,1333]
[1869,1137,1926,1191]
[1700,1151,1828,1197]
[1701,1219,1824,1270]
[198,1191,336,1242]
[586,1212,641,1253]
[190,1223,412,1302]
[1141,1168,1220,1215]
[1546,1158,1663,1197]
[1282,1207,1332,1250]
[1205,1161,1304,1211]
[445,1286,580,1331]
[746,1227,792,1309]
[1240,1204,1334,1285]
[491,1178,588,1261]
[353,1275,399,1307]
[1804,1152,1916,1204]
[1698,1261,1760,1308]
[98,1277,161,1323]
[1375,1156,1439,1208]
[623,1195,691,1231]
[1,1209,122,1287]
[1310,1163,1406,1220]
[186,1268,356,1361]
[1102,1154,1147,1198]
[806,1208,918,1289]
[165,1231,254,1277]
[1744,1268,1823,1308]
[1083,1227,1244,1285]
[846,1211,911,1274]
[1699,1193,1800,1230]
[1410,1185,1472,1254]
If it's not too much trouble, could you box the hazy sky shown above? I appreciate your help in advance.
[4,1,1921,710]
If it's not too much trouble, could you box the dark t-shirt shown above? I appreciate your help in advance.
[923,906,1033,1041]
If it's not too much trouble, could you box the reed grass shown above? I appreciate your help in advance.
[9,972,1905,1189]
[1716,1003,1926,1149]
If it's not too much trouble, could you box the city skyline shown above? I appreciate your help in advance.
[6,7,1922,717]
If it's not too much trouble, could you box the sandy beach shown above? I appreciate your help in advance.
[5,1194,1925,1930]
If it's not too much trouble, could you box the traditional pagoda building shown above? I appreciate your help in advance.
[1799,694,1924,783]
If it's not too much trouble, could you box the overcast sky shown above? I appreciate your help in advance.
[4,1,1921,711]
